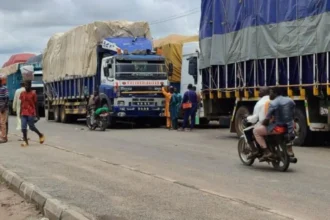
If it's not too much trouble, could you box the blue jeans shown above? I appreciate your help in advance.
[21,116,39,134]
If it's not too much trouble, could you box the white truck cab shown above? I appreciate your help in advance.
[180,42,207,123]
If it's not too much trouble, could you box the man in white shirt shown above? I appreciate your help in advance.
[12,82,26,133]
[247,87,270,125]
[246,87,270,158]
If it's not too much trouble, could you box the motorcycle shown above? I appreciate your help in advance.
[86,107,109,131]
[238,120,298,172]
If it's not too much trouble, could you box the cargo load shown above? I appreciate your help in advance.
[199,0,330,69]
[0,63,20,76]
[43,21,151,82]
[2,53,35,68]
[153,34,198,83]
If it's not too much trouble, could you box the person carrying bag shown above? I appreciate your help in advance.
[180,84,198,131]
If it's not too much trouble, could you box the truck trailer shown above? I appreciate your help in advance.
[43,21,169,126]
[198,0,330,146]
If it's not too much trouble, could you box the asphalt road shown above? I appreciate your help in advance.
[1,117,330,220]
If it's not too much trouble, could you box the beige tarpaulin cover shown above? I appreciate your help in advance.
[153,34,198,83]
[43,21,151,82]
[0,63,20,76]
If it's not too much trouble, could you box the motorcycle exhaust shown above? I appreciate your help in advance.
[290,157,298,163]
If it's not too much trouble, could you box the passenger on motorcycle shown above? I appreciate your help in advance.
[253,87,295,161]
[245,87,270,157]
[88,90,101,125]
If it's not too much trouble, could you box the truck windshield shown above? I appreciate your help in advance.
[33,74,43,83]
[115,63,167,80]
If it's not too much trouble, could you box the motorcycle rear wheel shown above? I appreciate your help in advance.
[238,136,255,166]
[271,143,290,172]
[99,118,108,131]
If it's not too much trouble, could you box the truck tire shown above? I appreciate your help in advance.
[45,109,54,121]
[60,106,69,123]
[200,118,209,126]
[54,106,60,122]
[293,107,311,146]
[234,106,251,137]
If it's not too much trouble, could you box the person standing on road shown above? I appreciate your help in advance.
[170,87,180,130]
[192,86,201,104]
[20,81,45,147]
[161,83,173,129]
[13,82,26,138]
[192,86,201,125]
[0,75,9,143]
[180,84,198,131]
[88,90,101,125]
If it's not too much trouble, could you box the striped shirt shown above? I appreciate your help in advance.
[0,86,9,109]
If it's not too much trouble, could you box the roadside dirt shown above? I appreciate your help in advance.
[0,181,42,220]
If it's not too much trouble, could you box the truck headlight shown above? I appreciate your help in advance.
[118,101,125,106]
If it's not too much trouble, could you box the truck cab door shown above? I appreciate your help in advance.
[101,58,114,85]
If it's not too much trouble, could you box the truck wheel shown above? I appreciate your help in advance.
[200,118,209,126]
[54,106,60,122]
[293,107,311,146]
[45,109,54,121]
[39,107,45,117]
[60,106,69,123]
[234,106,250,137]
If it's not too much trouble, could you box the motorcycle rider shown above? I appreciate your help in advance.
[254,87,295,161]
[246,87,270,158]
[88,90,101,125]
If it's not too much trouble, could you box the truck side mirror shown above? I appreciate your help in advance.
[103,67,109,77]
[188,57,198,77]
[168,63,173,77]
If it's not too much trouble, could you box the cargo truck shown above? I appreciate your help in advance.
[43,21,170,126]
[1,62,44,116]
[198,0,330,146]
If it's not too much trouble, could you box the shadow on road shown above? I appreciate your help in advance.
[236,163,297,173]
[75,119,225,130]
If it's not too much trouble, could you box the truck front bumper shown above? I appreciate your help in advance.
[112,106,165,117]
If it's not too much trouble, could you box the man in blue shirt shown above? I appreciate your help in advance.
[180,84,198,131]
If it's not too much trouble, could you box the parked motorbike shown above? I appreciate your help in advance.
[86,107,109,131]
[238,120,298,172]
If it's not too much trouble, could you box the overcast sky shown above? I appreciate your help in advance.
[0,0,200,65]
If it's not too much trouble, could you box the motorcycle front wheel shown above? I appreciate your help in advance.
[238,136,255,166]
[271,142,290,172]
[86,116,96,130]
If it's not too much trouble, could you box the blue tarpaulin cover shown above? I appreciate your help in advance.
[199,0,330,68]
